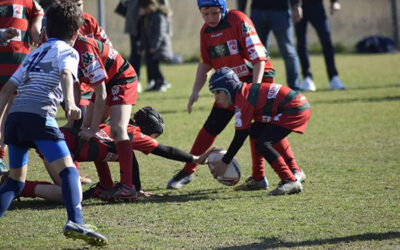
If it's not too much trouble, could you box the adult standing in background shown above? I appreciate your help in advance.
[294,0,345,91]
[0,0,43,174]
[124,0,170,83]
[237,0,302,91]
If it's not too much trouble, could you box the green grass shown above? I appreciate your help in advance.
[0,53,399,249]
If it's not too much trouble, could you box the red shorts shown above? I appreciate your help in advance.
[273,108,311,134]
[90,81,138,106]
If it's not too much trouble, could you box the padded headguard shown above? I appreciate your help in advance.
[133,106,164,136]
[197,0,227,20]
[209,67,241,104]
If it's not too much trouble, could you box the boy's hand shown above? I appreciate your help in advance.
[187,91,199,114]
[210,159,228,179]
[65,105,81,121]
[78,127,98,141]
[192,147,216,164]
[3,28,19,40]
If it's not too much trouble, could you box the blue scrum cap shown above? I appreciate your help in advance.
[197,0,227,20]
[209,67,241,104]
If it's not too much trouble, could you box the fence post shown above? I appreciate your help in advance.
[97,0,106,30]
[392,0,400,48]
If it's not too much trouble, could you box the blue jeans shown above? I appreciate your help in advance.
[294,2,338,80]
[251,9,301,90]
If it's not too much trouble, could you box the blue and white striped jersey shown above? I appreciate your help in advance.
[9,38,79,118]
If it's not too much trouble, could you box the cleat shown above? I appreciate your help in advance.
[63,220,108,246]
[82,182,110,200]
[99,183,137,201]
[292,169,306,183]
[79,172,92,185]
[329,76,345,90]
[234,176,269,191]
[167,170,194,189]
[268,180,302,196]
[301,76,316,91]
[0,158,7,174]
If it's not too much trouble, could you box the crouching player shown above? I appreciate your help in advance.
[208,67,310,195]
[7,107,211,202]
[0,2,107,246]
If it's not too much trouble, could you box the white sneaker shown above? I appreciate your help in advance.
[137,82,142,93]
[145,80,156,91]
[292,169,306,183]
[329,76,345,90]
[268,180,302,196]
[301,76,316,91]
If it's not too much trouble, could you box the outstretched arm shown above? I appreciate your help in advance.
[151,144,212,164]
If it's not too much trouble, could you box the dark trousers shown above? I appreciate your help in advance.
[129,35,141,79]
[145,50,165,86]
[295,2,338,80]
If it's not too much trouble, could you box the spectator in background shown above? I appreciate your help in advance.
[0,0,43,174]
[294,0,345,90]
[124,0,170,90]
[138,0,173,91]
[237,0,302,91]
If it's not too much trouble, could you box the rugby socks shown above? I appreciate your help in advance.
[20,180,52,198]
[0,178,24,218]
[116,140,133,188]
[94,161,114,189]
[59,167,83,224]
[183,128,216,174]
[270,157,297,182]
[273,138,301,172]
[250,138,266,181]
[0,149,5,159]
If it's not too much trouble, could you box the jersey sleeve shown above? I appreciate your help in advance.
[78,43,108,86]
[30,0,44,19]
[234,11,267,65]
[234,95,254,130]
[130,126,159,154]
[9,63,24,86]
[59,47,80,81]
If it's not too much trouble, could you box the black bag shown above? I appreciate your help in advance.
[356,36,397,53]
[115,1,127,17]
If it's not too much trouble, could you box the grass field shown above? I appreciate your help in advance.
[0,53,399,249]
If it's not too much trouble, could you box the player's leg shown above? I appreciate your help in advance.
[35,139,107,246]
[99,104,137,201]
[0,95,15,174]
[252,123,302,195]
[273,138,306,183]
[83,161,114,200]
[167,106,234,189]
[0,144,27,217]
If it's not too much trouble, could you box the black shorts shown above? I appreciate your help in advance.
[5,112,65,148]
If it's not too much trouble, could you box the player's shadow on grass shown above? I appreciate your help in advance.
[217,231,400,249]
[8,199,63,211]
[82,187,263,207]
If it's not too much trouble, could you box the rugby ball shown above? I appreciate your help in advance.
[207,149,241,186]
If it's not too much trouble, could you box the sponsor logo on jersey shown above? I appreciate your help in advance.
[267,83,281,99]
[234,106,243,127]
[231,64,249,77]
[111,85,120,95]
[108,48,118,60]
[104,152,118,161]
[262,115,271,123]
[241,22,252,37]
[82,52,94,65]
[227,40,239,55]
[248,45,266,61]
[13,4,23,19]
[211,32,223,38]
[245,35,261,48]
[95,129,113,141]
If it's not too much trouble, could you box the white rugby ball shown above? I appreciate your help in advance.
[207,149,241,186]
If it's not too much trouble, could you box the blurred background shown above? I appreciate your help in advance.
[83,0,399,60]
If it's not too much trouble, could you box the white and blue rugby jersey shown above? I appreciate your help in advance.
[9,38,79,118]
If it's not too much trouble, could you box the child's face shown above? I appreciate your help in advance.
[200,7,222,28]
[213,90,230,108]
